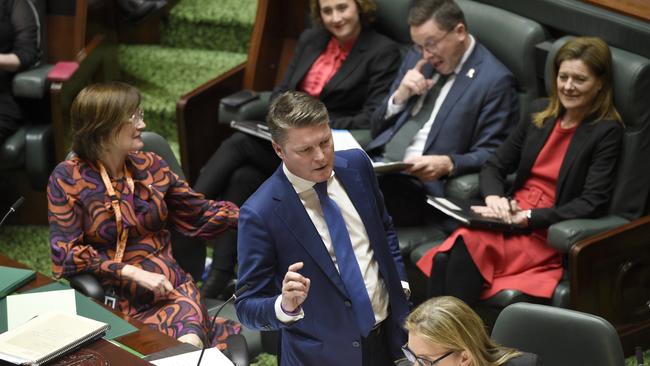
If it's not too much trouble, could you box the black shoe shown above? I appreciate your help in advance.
[201,269,233,299]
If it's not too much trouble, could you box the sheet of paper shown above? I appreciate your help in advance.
[7,289,76,330]
[151,347,234,366]
[332,129,363,151]
[433,197,462,211]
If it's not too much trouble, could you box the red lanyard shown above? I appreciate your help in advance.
[98,161,134,262]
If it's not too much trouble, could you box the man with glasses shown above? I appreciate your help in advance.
[366,0,518,229]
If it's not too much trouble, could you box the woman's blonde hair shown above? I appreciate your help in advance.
[405,296,521,366]
[70,81,141,161]
[309,0,377,27]
[533,37,621,127]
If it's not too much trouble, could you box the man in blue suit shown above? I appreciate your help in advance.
[367,0,519,227]
[235,91,410,365]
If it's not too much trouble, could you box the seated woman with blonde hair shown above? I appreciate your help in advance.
[403,296,538,366]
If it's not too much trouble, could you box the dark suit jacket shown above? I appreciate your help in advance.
[367,41,519,196]
[480,99,623,229]
[235,149,410,366]
[272,26,401,130]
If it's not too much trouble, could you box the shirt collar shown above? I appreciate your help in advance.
[283,163,335,195]
[327,35,357,54]
[453,34,476,75]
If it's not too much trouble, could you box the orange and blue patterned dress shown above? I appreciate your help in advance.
[47,151,240,348]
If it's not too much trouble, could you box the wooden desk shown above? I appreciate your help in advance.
[0,254,180,355]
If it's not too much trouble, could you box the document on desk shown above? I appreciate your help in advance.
[150,347,234,366]
[6,289,76,330]
[0,311,109,365]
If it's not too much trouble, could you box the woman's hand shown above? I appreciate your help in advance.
[122,265,174,297]
[510,209,529,227]
[484,195,515,223]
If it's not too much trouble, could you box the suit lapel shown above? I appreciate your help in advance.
[423,45,484,152]
[272,169,350,298]
[290,30,330,89]
[519,117,556,178]
[321,29,370,97]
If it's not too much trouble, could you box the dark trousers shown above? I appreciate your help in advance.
[362,322,394,366]
[193,133,279,276]
[378,173,457,234]
[427,236,484,307]
[0,91,23,144]
[194,132,279,198]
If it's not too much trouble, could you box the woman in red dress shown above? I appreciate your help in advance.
[417,37,623,307]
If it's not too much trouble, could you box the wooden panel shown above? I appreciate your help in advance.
[51,35,118,163]
[177,65,246,184]
[47,0,88,62]
[570,215,650,355]
[583,0,650,21]
[243,0,309,90]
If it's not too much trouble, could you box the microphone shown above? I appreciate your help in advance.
[0,197,25,227]
[196,283,250,366]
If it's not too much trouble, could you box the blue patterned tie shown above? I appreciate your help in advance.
[313,181,375,336]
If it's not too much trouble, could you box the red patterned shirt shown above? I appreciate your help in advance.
[300,36,356,97]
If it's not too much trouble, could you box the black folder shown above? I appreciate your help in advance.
[427,196,531,234]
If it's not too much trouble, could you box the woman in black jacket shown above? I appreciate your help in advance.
[0,0,39,144]
[418,37,623,307]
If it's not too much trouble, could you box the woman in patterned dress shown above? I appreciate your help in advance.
[417,37,623,307]
[47,81,240,349]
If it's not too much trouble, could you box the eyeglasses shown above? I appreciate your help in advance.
[402,344,454,366]
[129,108,144,125]
[412,28,453,55]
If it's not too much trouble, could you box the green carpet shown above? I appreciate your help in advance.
[0,225,51,276]
[161,0,257,53]
[119,45,247,149]
[118,0,257,149]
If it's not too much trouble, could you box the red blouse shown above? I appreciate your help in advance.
[299,36,356,97]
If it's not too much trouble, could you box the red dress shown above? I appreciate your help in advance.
[418,120,576,299]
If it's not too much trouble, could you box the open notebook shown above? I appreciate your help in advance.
[0,311,109,365]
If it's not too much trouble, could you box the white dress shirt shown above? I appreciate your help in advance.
[385,35,477,160]
[275,163,408,324]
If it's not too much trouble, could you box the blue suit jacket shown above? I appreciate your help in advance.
[367,41,519,196]
[235,149,409,365]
